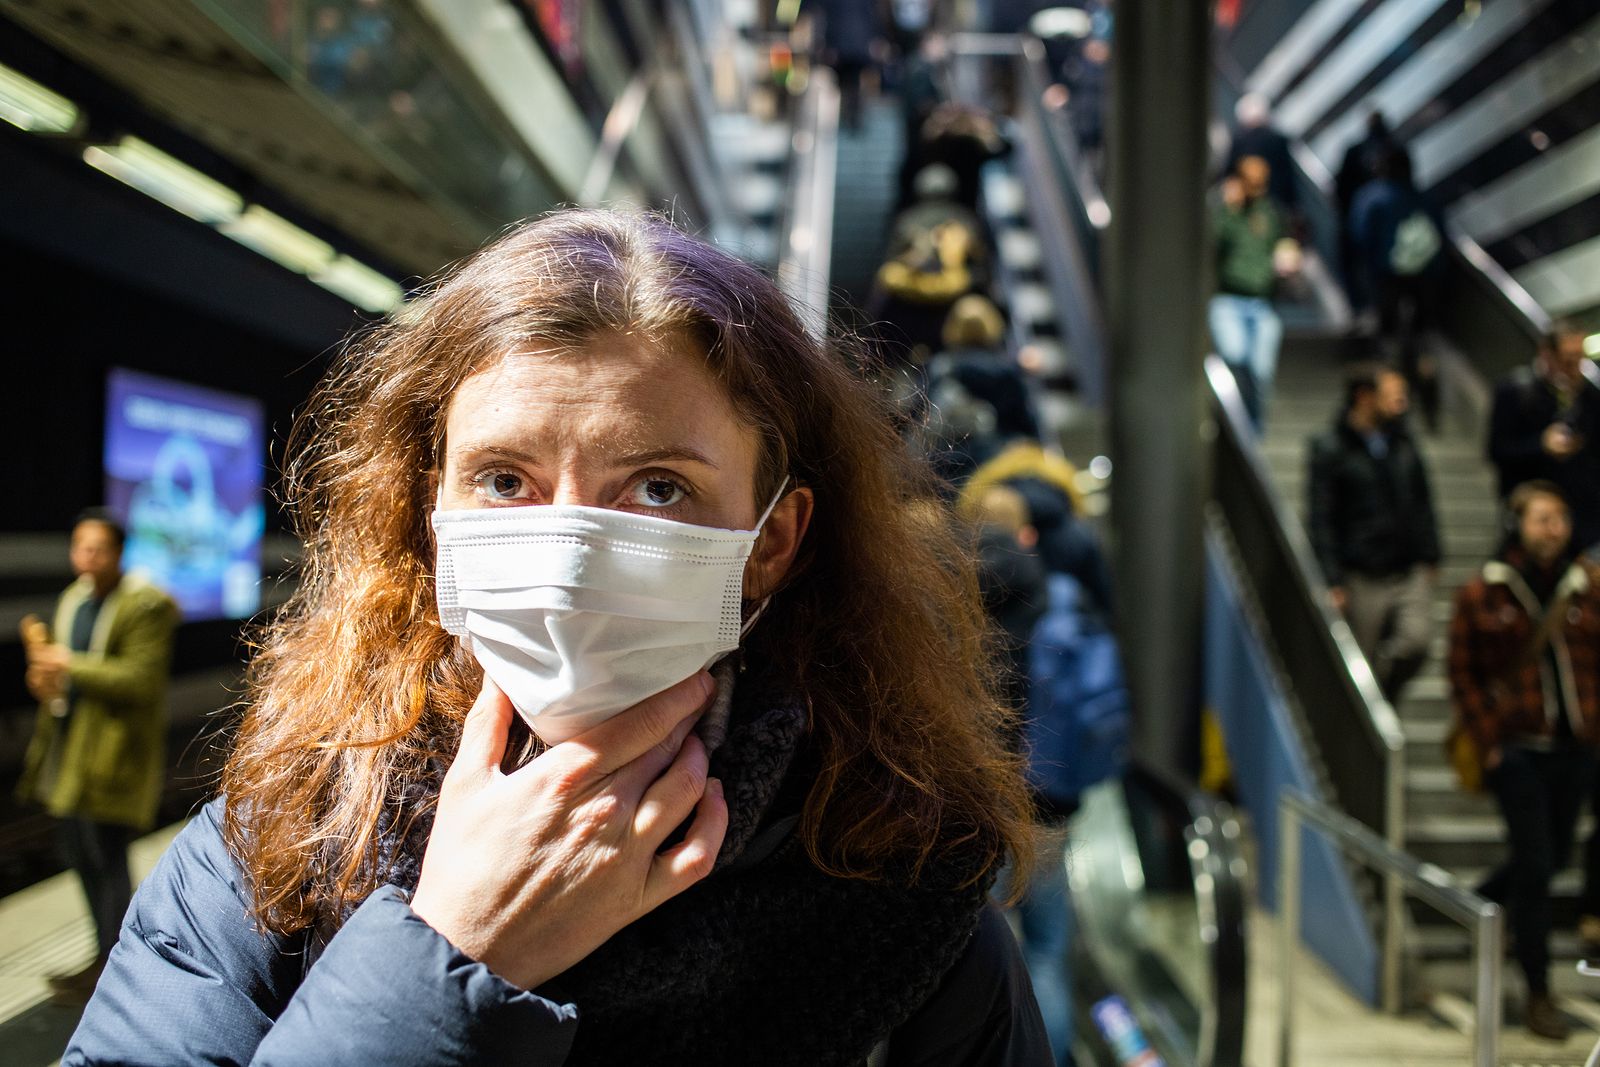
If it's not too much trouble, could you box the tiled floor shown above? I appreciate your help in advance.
[1247,909,1600,1066]
[0,822,183,1067]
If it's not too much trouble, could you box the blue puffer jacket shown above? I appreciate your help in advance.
[65,800,1051,1065]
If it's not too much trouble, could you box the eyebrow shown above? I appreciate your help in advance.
[611,446,720,470]
[452,442,720,470]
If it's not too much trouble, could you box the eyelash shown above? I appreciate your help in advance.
[467,468,695,510]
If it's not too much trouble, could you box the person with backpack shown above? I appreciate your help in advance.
[1335,111,1398,315]
[1449,482,1600,1041]
[1349,147,1445,429]
[969,485,1130,1067]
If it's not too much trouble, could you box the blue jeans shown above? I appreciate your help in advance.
[999,831,1076,1066]
[1208,294,1283,432]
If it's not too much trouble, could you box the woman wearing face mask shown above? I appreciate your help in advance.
[66,210,1049,1065]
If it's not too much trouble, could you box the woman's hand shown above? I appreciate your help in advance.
[409,672,728,990]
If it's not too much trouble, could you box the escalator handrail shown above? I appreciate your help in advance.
[776,66,840,331]
[1203,356,1405,756]
[1128,758,1249,1067]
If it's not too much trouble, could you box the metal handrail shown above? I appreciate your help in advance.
[1134,760,1250,1067]
[1208,355,1408,1012]
[579,69,655,206]
[775,65,839,332]
[1205,358,1405,754]
[1278,789,1502,1067]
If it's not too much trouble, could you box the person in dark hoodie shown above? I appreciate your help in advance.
[1309,362,1441,704]
[1335,110,1397,314]
[1450,481,1600,1041]
[1349,147,1445,428]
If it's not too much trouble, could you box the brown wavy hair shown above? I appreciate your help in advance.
[224,208,1035,934]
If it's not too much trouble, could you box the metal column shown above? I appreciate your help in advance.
[1104,0,1213,770]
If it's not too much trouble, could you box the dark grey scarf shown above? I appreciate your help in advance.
[356,673,993,1066]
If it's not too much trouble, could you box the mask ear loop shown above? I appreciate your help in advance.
[739,476,793,639]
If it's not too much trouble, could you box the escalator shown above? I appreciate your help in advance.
[784,36,1253,1067]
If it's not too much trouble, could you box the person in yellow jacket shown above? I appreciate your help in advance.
[17,509,178,1001]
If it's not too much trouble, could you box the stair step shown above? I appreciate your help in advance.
[998,228,1042,272]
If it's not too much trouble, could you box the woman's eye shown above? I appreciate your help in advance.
[479,472,524,500]
[632,478,687,508]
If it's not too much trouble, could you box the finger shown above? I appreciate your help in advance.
[567,672,714,777]
[609,706,704,799]
[644,778,727,911]
[452,675,514,781]
[632,732,710,846]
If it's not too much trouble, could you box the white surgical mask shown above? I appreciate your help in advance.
[432,483,787,744]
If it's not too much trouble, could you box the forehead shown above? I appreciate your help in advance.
[1524,495,1569,519]
[71,521,117,546]
[442,333,754,459]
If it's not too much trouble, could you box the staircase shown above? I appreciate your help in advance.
[1256,332,1593,997]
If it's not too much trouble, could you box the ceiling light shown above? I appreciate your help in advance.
[311,255,404,313]
[83,137,243,224]
[0,62,79,134]
[1585,333,1600,358]
[1030,8,1093,39]
[218,206,335,274]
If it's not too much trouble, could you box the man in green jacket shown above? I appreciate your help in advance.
[18,509,179,1001]
[1209,154,1300,432]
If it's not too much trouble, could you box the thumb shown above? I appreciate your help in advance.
[454,674,514,779]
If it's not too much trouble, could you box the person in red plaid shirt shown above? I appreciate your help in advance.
[1450,481,1600,1040]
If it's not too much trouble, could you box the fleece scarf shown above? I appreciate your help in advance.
[352,671,994,1066]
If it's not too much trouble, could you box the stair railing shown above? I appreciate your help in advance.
[1279,789,1502,1067]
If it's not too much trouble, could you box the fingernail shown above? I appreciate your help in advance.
[709,777,724,799]
[697,671,715,698]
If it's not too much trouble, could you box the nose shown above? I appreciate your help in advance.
[546,475,604,509]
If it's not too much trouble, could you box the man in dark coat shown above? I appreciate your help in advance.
[1335,111,1397,314]
[1309,363,1441,704]
[1488,322,1600,555]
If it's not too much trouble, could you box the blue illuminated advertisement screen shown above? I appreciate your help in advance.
[104,368,266,621]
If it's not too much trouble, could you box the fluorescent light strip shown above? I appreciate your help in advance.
[1308,0,1550,172]
[0,62,79,133]
[1585,334,1600,358]
[80,128,401,310]
[83,137,244,225]
[218,205,335,275]
[1414,13,1600,188]
[311,255,404,313]
[1276,0,1449,139]
[1513,234,1600,318]
[1449,124,1600,246]
[1245,0,1365,101]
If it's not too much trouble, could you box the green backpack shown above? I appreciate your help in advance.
[1390,209,1441,276]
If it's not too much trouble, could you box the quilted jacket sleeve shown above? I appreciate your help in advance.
[64,799,579,1066]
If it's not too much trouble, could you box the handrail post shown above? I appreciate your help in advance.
[1473,904,1502,1067]
[1278,800,1301,1067]
[1382,743,1405,1014]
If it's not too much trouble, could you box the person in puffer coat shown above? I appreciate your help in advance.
[63,209,1052,1066]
